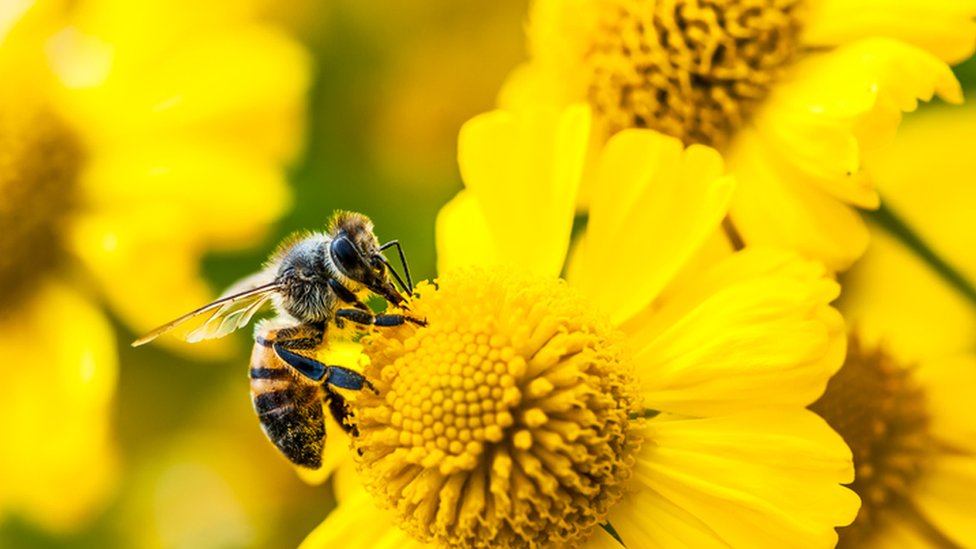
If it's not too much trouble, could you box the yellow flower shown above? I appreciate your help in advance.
[506,0,974,270]
[808,103,976,548]
[0,0,308,531]
[302,105,858,548]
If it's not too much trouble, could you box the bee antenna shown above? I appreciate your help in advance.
[379,240,414,294]
[379,255,411,295]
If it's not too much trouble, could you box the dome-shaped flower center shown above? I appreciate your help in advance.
[809,337,932,548]
[0,97,82,311]
[351,266,642,548]
[582,0,803,148]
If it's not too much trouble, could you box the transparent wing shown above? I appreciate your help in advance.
[132,281,279,347]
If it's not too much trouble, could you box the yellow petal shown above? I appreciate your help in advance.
[867,510,939,549]
[624,411,858,548]
[452,104,590,277]
[605,487,729,549]
[915,355,976,453]
[728,38,961,270]
[840,230,976,359]
[850,104,976,354]
[79,138,290,244]
[568,130,734,326]
[802,0,976,64]
[50,4,310,163]
[629,248,845,416]
[435,190,499,274]
[727,126,871,272]
[300,486,430,549]
[745,37,961,203]
[0,281,118,531]
[911,454,976,547]
[69,214,234,358]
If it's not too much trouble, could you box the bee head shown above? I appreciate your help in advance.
[328,212,408,308]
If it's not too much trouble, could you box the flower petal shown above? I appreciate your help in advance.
[50,7,310,163]
[299,486,430,549]
[911,454,976,547]
[630,248,845,416]
[435,190,499,275]
[453,104,590,277]
[568,130,734,326]
[617,411,858,548]
[726,127,870,272]
[0,281,118,531]
[916,355,976,453]
[604,487,730,548]
[729,38,961,270]
[79,138,291,244]
[802,0,976,64]
[841,230,976,360]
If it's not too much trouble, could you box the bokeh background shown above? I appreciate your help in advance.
[2,1,975,548]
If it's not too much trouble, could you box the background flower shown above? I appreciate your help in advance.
[507,0,976,270]
[0,0,307,541]
[817,102,976,547]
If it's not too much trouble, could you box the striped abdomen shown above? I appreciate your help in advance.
[249,340,326,469]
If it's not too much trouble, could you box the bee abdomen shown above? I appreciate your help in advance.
[250,342,326,469]
[252,387,325,469]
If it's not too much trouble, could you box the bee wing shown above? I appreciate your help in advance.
[132,281,280,347]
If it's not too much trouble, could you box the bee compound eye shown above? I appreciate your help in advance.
[331,236,362,274]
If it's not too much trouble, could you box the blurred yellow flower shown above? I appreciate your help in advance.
[302,106,858,548]
[809,103,976,548]
[0,0,308,531]
[506,0,975,270]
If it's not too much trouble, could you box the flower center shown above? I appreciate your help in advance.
[0,97,83,311]
[581,0,803,148]
[351,266,642,548]
[809,337,932,548]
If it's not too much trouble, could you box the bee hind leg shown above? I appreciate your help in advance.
[325,392,358,436]
[256,322,328,382]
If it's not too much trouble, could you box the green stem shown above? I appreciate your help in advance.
[864,201,976,308]
[600,522,627,547]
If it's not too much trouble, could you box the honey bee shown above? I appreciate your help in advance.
[133,211,423,469]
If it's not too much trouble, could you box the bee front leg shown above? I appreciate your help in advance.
[335,308,427,328]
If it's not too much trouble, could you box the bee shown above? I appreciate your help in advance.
[133,211,423,469]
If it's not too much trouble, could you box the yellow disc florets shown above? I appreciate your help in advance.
[580,0,803,148]
[809,337,932,548]
[352,266,642,548]
[0,97,82,310]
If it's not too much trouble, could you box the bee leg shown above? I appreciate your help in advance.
[335,308,428,328]
[325,392,358,436]
[256,323,329,382]
[326,365,378,394]
[273,345,328,382]
[327,278,371,311]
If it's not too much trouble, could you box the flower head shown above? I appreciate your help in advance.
[508,0,974,269]
[304,105,858,548]
[0,0,308,530]
[355,268,641,547]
